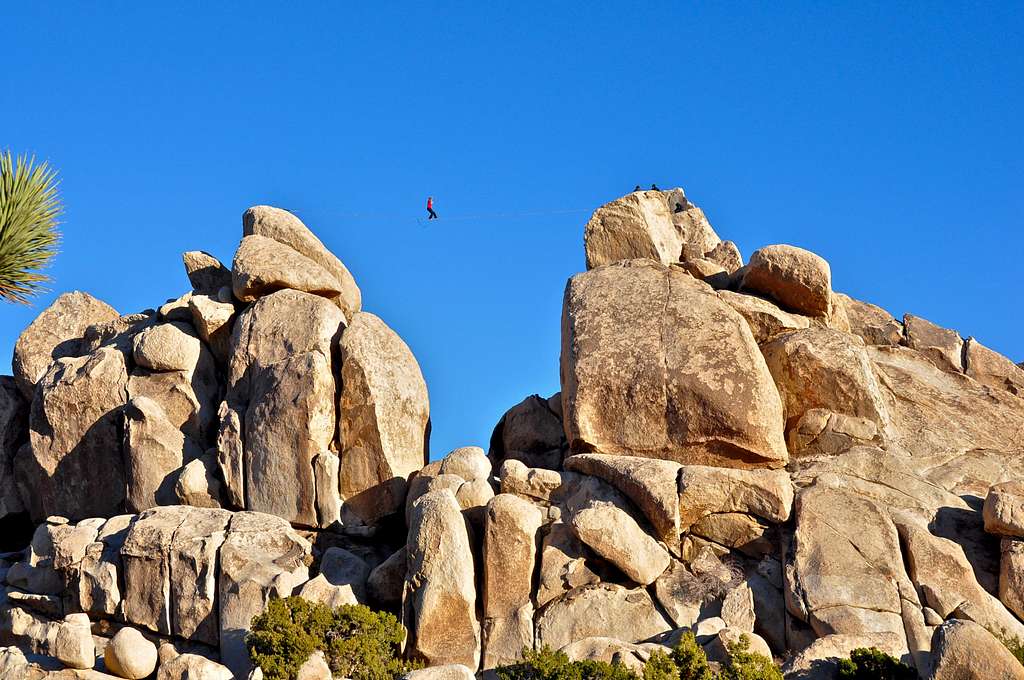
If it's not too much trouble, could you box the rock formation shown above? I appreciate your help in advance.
[2,189,1023,678]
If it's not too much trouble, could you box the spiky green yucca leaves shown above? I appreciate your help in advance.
[0,151,61,304]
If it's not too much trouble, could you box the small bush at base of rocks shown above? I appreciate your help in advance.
[495,646,639,680]
[670,632,713,680]
[836,647,916,680]
[247,596,418,680]
[495,633,781,680]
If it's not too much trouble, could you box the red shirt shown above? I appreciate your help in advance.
[427,198,433,209]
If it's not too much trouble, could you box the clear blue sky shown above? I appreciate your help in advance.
[3,3,1022,460]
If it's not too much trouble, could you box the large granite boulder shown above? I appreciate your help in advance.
[740,244,832,317]
[985,481,1024,538]
[403,489,480,669]
[903,313,963,373]
[929,619,1024,680]
[836,293,903,346]
[569,505,670,585]
[481,494,543,669]
[535,584,671,650]
[560,259,787,468]
[243,205,361,320]
[564,453,681,545]
[761,327,892,445]
[965,337,1024,396]
[583,189,719,270]
[18,347,129,521]
[12,291,120,398]
[678,465,792,531]
[232,235,344,303]
[788,484,910,646]
[182,250,232,295]
[123,396,203,512]
[489,393,566,470]
[225,289,344,527]
[339,312,430,525]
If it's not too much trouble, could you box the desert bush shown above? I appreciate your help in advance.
[494,631,782,680]
[643,650,682,680]
[247,596,416,680]
[718,635,782,680]
[836,647,915,679]
[495,645,639,680]
[670,632,713,680]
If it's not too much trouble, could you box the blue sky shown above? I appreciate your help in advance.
[3,2,1022,459]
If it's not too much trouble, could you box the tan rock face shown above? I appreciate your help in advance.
[583,189,719,270]
[789,485,909,645]
[836,293,902,346]
[188,294,236,365]
[339,312,430,525]
[12,291,120,398]
[761,327,892,440]
[243,205,361,321]
[716,290,810,343]
[564,453,681,546]
[123,396,202,512]
[232,234,344,303]
[489,393,566,470]
[105,626,158,679]
[182,250,232,295]
[157,652,233,680]
[481,494,543,669]
[930,619,1024,680]
[869,345,1024,459]
[535,584,671,650]
[705,240,743,274]
[741,244,832,317]
[52,613,93,670]
[678,465,792,531]
[132,322,202,373]
[536,521,602,609]
[227,289,344,527]
[569,505,669,586]
[781,632,910,679]
[403,489,480,669]
[20,347,129,521]
[985,481,1024,537]
[298,546,370,609]
[561,259,787,468]
[903,313,963,373]
[965,337,1024,396]
[368,547,407,609]
[895,511,1024,641]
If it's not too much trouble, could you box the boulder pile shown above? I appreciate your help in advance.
[1,189,1023,678]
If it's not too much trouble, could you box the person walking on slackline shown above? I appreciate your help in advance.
[426,196,438,220]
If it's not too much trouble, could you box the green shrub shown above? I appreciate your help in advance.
[836,647,916,680]
[495,645,641,680]
[670,632,713,680]
[494,632,783,680]
[643,650,681,680]
[247,596,416,680]
[718,635,782,680]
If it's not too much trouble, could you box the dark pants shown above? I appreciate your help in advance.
[427,208,438,219]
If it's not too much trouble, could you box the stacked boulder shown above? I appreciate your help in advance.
[2,188,1024,679]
